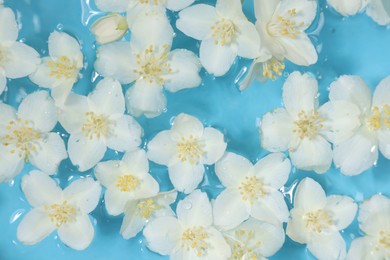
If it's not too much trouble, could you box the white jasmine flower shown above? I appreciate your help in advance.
[94,149,159,216]
[90,13,128,44]
[260,72,337,173]
[327,0,367,16]
[147,113,227,194]
[213,152,291,230]
[327,75,390,176]
[120,190,177,239]
[286,178,357,260]
[176,0,260,77]
[94,0,195,28]
[143,190,231,259]
[347,194,390,260]
[29,31,83,105]
[240,0,318,90]
[17,170,101,250]
[94,10,201,118]
[223,218,285,260]
[0,91,67,182]
[58,77,142,172]
[0,7,40,95]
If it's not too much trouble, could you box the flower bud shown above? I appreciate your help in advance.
[90,13,128,44]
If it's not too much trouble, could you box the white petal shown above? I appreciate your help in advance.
[199,39,237,77]
[213,189,249,230]
[16,209,56,245]
[215,0,247,19]
[120,203,148,239]
[143,216,182,255]
[358,194,390,235]
[260,108,294,152]
[325,195,357,230]
[347,237,372,260]
[275,0,317,31]
[254,0,280,23]
[163,49,202,93]
[201,127,227,165]
[95,0,130,12]
[166,0,195,11]
[0,69,6,95]
[277,35,317,66]
[378,130,390,159]
[0,146,24,183]
[177,189,212,227]
[0,7,18,41]
[121,149,149,174]
[168,161,204,194]
[215,152,252,188]
[176,4,216,40]
[319,100,362,144]
[58,93,89,134]
[125,79,166,118]
[286,208,310,244]
[251,191,289,226]
[126,2,149,29]
[130,8,173,49]
[88,78,125,115]
[68,134,107,172]
[329,75,372,112]
[57,214,94,250]
[307,233,346,260]
[366,0,390,25]
[147,130,176,166]
[328,0,365,16]
[29,133,67,174]
[94,42,137,84]
[333,130,378,176]
[236,21,261,58]
[48,31,82,63]
[94,160,123,187]
[63,177,101,214]
[252,152,291,189]
[289,136,332,174]
[293,177,327,212]
[17,91,57,132]
[2,42,40,78]
[373,75,390,107]
[282,71,319,116]
[106,115,142,152]
[104,188,130,216]
[21,170,62,207]
[0,102,16,129]
[202,227,231,259]
[171,113,204,139]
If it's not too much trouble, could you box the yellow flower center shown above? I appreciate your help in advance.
[138,0,163,4]
[378,229,390,252]
[47,200,77,228]
[211,18,236,46]
[176,135,205,165]
[268,8,305,39]
[303,209,333,233]
[133,44,172,85]
[48,56,78,80]
[116,175,139,192]
[136,198,161,219]
[181,226,209,257]
[81,111,110,140]
[238,176,267,204]
[228,229,261,260]
[1,119,41,161]
[262,58,285,80]
[368,105,390,131]
[293,110,324,140]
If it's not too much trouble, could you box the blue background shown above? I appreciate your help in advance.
[1,0,390,259]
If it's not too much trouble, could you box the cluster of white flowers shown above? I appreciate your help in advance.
[0,0,390,258]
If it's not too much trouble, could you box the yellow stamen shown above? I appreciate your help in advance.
[176,135,205,165]
[181,226,209,257]
[303,209,333,233]
[48,56,77,80]
[81,112,110,140]
[263,58,285,80]
[293,110,324,140]
[228,229,261,260]
[368,105,390,130]
[139,0,160,4]
[136,199,161,219]
[268,8,305,39]
[116,175,139,192]
[46,200,76,228]
[211,18,236,46]
[238,176,267,204]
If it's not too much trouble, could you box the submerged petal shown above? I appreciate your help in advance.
[366,0,390,26]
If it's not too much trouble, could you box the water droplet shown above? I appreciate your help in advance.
[9,209,25,224]
[56,23,64,31]
[182,201,192,210]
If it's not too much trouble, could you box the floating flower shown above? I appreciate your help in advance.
[176,0,260,77]
[94,0,195,28]
[94,149,159,216]
[286,178,357,260]
[120,190,177,240]
[143,190,231,259]
[94,10,201,118]
[90,13,128,44]
[259,71,359,173]
[347,194,390,259]
[223,218,285,259]
[17,170,102,250]
[58,77,142,172]
[240,0,318,90]
[29,31,83,105]
[327,0,367,16]
[0,91,67,182]
[147,113,226,194]
[328,75,390,175]
[0,6,40,95]
[213,152,291,230]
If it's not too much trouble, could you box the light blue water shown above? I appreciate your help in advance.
[1,0,390,259]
